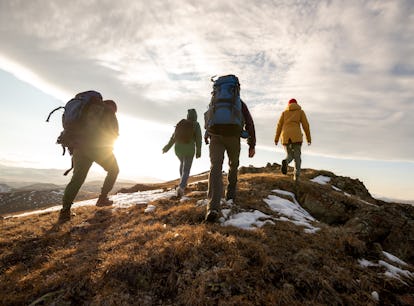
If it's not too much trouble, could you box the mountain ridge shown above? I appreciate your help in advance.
[1,163,413,305]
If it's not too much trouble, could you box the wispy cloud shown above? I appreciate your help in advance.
[0,0,413,161]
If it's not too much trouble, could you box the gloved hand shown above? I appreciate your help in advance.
[248,147,255,158]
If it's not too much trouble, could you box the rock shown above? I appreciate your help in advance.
[331,176,373,202]
[296,184,361,225]
[345,204,414,264]
[194,181,208,192]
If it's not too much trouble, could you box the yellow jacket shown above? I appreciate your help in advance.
[275,103,311,145]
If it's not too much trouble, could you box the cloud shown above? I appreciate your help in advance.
[0,0,413,161]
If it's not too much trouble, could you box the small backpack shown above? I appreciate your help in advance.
[204,75,243,130]
[46,90,104,175]
[174,119,194,144]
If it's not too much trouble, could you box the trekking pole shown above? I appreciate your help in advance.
[46,106,65,122]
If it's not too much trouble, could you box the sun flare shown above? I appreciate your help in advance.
[113,114,179,182]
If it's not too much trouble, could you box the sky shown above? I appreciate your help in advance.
[0,0,413,201]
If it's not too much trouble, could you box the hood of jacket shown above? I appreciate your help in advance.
[187,109,197,121]
[286,103,302,111]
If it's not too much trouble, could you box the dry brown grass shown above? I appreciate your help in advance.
[0,172,413,305]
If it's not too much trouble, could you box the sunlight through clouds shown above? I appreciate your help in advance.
[0,0,413,198]
[0,55,70,101]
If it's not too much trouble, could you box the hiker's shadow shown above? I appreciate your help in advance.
[49,208,114,297]
[70,208,113,254]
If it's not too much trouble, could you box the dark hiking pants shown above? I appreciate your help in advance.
[283,142,302,179]
[208,135,240,212]
[178,155,194,189]
[62,148,119,211]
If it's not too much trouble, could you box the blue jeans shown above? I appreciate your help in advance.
[179,155,194,189]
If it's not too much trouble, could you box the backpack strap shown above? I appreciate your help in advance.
[63,156,74,176]
[46,106,65,122]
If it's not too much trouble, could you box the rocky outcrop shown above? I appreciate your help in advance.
[239,163,281,174]
[345,204,414,263]
[297,185,361,225]
[286,171,414,264]
[330,176,373,202]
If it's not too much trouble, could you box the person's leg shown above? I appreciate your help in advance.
[62,150,93,212]
[281,143,294,175]
[225,136,241,201]
[179,155,194,190]
[285,143,295,164]
[293,143,302,181]
[94,149,119,204]
[207,135,225,214]
[178,156,184,178]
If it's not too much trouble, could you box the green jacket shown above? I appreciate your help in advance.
[163,109,202,158]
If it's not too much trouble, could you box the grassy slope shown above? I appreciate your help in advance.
[0,173,413,305]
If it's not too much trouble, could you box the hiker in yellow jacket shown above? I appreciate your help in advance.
[274,98,311,182]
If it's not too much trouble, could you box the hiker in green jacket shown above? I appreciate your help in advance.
[163,109,202,197]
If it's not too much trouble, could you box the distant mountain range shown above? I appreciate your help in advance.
[0,163,158,215]
[0,163,99,187]
[0,180,136,215]
[0,163,160,187]
[373,194,414,206]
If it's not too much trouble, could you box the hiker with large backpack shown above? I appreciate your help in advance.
[274,98,311,182]
[204,75,256,222]
[47,91,120,222]
[162,109,202,197]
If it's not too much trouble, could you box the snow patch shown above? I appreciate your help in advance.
[6,189,176,218]
[51,190,64,195]
[371,291,379,302]
[197,190,321,233]
[359,257,414,284]
[358,259,377,268]
[310,175,331,185]
[180,196,191,202]
[263,190,319,233]
[221,209,231,219]
[378,260,414,282]
[196,198,230,207]
[382,251,408,266]
[196,199,209,207]
[222,210,274,230]
[331,185,342,192]
[144,205,156,213]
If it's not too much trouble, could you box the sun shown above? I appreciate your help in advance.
[113,114,179,182]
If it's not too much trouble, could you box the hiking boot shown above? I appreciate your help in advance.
[205,209,220,223]
[281,160,288,175]
[58,209,71,223]
[225,192,236,202]
[96,195,113,207]
[294,173,300,183]
[176,187,184,198]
